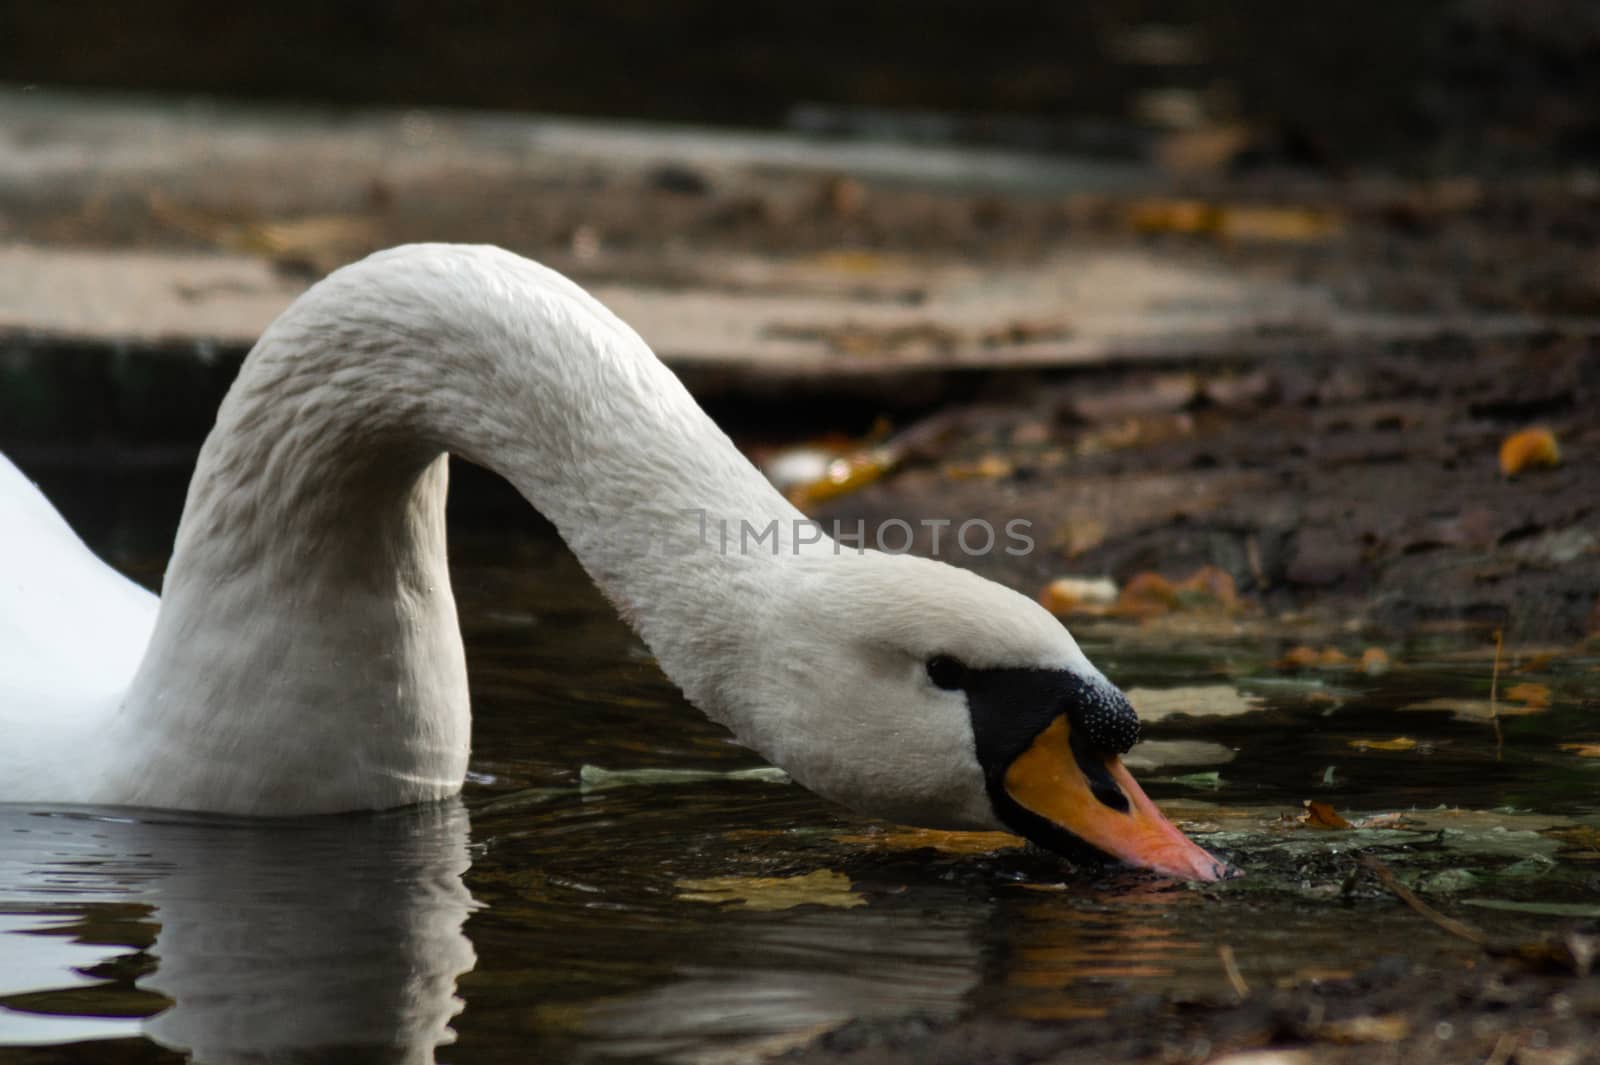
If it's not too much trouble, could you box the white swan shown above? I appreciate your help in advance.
[0,244,1226,881]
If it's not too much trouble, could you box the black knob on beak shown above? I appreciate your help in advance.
[1068,682,1140,755]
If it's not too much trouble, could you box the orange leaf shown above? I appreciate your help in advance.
[1279,645,1322,669]
[1499,427,1560,477]
[1115,572,1181,617]
[1038,576,1118,617]
[1505,682,1552,709]
[1302,800,1353,829]
[1174,564,1239,611]
[1360,647,1391,675]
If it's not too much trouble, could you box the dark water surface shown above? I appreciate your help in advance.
[2,468,1597,1064]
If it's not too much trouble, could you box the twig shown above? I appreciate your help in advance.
[1217,943,1250,998]
[1358,855,1488,947]
[1490,628,1504,761]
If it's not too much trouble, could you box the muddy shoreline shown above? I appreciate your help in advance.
[808,332,1599,642]
[784,948,1600,1065]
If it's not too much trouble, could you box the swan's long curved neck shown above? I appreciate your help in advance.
[107,245,800,813]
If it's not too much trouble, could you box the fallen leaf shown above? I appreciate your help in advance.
[1499,427,1561,477]
[1349,737,1418,751]
[1561,743,1600,758]
[787,448,896,508]
[1278,645,1323,669]
[1505,682,1551,709]
[148,193,377,273]
[1301,800,1353,829]
[1516,652,1558,673]
[1039,575,1119,616]
[1278,645,1354,669]
[1126,200,1342,243]
[1115,565,1238,617]
[1128,198,1219,237]
[1221,205,1344,243]
[1115,571,1181,616]
[675,869,865,911]
[1175,565,1239,611]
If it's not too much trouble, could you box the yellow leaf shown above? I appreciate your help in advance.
[1505,682,1551,709]
[1499,427,1561,477]
[1349,737,1418,751]
[674,869,865,911]
[1220,205,1343,243]
[786,449,895,508]
[1125,198,1342,243]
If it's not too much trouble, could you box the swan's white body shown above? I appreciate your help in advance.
[0,244,1093,820]
[0,245,1230,880]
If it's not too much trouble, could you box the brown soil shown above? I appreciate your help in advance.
[808,329,1600,642]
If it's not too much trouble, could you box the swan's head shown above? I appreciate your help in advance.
[742,551,1230,882]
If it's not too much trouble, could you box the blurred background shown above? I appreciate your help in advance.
[5,0,1600,169]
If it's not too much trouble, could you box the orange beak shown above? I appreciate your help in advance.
[1004,717,1234,882]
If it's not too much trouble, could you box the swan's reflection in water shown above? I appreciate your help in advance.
[576,907,984,1064]
[0,801,476,1063]
[0,793,997,1065]
[0,786,1234,1065]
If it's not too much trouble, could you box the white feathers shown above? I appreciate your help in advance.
[0,244,1090,824]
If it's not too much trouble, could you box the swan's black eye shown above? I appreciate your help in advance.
[926,655,967,691]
